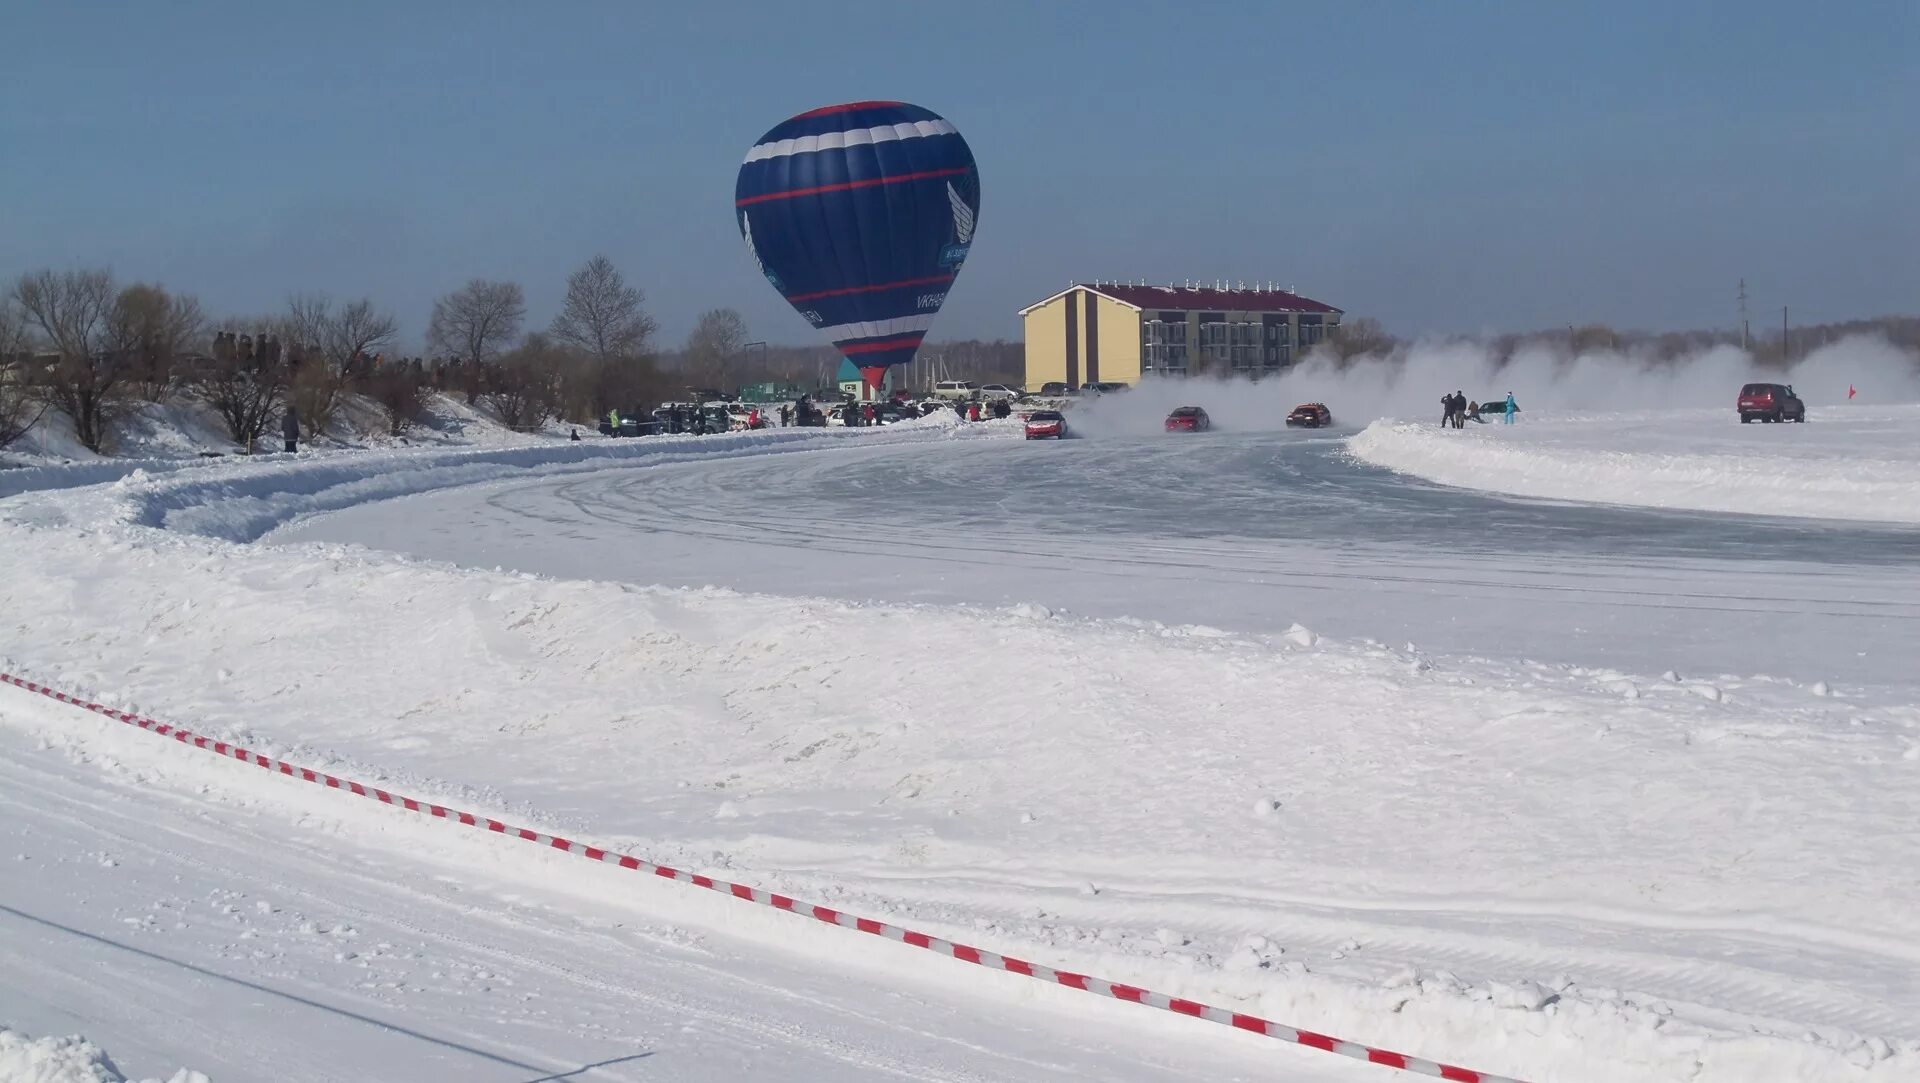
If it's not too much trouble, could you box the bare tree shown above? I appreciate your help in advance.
[284,294,399,434]
[11,268,124,452]
[192,316,290,450]
[683,308,749,390]
[487,332,564,430]
[106,283,207,403]
[365,362,430,436]
[1317,317,1396,366]
[426,279,525,388]
[0,299,47,449]
[550,255,656,362]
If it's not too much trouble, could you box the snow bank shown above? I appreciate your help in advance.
[8,411,1014,541]
[1348,406,1920,523]
[0,1026,204,1083]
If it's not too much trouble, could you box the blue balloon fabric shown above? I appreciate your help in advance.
[736,101,980,386]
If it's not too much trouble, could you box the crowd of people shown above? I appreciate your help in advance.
[1440,390,1518,427]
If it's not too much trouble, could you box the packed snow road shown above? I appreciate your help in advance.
[275,429,1920,689]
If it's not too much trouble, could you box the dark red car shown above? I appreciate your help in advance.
[1164,406,1211,432]
[1738,383,1805,423]
[1285,403,1332,428]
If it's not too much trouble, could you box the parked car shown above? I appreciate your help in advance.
[1080,381,1129,394]
[1037,381,1073,397]
[979,383,1023,401]
[1738,382,1805,423]
[932,380,979,400]
[1472,395,1519,421]
[1164,406,1211,432]
[1024,410,1067,440]
[1285,403,1332,428]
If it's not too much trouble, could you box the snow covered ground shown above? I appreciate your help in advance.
[4,416,1918,1081]
[1349,406,1920,524]
[1,686,1317,1083]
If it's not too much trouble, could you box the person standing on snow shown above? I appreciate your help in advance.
[967,400,981,422]
[281,404,300,453]
[1503,392,1517,425]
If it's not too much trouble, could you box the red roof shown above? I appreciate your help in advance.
[1075,283,1340,315]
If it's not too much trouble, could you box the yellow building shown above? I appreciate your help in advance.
[1020,282,1342,389]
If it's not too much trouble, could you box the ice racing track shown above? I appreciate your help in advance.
[282,429,1920,686]
[7,424,1919,1082]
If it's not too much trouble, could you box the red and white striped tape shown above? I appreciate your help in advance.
[1,670,1528,1083]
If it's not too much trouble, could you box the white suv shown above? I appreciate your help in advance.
[932,380,978,400]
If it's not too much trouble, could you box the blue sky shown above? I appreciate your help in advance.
[2,1,1913,349]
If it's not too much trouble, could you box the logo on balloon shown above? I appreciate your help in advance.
[948,182,976,245]
[741,212,784,292]
[939,180,976,268]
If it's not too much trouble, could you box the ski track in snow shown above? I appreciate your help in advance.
[5,413,1920,1081]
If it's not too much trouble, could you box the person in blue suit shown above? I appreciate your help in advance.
[1503,392,1517,424]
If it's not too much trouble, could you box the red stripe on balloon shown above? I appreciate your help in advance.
[838,336,925,356]
[793,100,907,119]
[736,168,970,208]
[786,274,954,304]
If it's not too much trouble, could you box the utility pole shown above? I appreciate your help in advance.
[1737,278,1749,351]
[1782,306,1789,363]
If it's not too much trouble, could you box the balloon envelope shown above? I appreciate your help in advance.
[736,101,980,389]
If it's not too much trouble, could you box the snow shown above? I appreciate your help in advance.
[3,414,1919,1081]
[1349,406,1920,523]
[0,1026,203,1083]
[0,692,1310,1083]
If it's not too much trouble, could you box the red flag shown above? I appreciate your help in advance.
[1848,384,1857,400]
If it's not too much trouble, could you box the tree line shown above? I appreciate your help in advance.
[0,253,1029,455]
[0,256,670,453]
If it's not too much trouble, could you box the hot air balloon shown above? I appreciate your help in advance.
[736,101,980,396]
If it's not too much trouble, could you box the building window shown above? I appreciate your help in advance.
[1262,317,1294,375]
[1297,315,1325,347]
[1142,318,1188,376]
[1202,320,1264,376]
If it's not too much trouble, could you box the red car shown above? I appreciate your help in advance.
[1165,406,1211,432]
[1738,382,1805,423]
[1285,403,1332,428]
[1024,410,1066,439]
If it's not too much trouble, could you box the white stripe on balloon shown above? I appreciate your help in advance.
[818,314,938,342]
[744,120,959,164]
